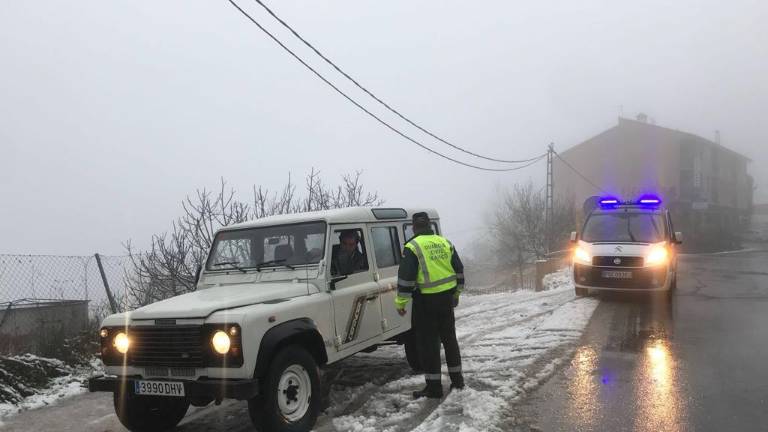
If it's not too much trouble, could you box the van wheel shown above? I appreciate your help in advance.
[249,345,320,432]
[113,392,189,432]
[403,332,422,372]
[575,287,588,297]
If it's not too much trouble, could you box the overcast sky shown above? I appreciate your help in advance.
[2,0,766,256]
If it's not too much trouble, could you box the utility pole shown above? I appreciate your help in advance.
[545,143,555,254]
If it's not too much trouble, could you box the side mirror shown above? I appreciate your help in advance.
[570,231,578,243]
[674,232,683,244]
[329,275,348,291]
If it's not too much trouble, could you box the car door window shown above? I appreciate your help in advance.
[330,228,370,276]
[371,226,400,268]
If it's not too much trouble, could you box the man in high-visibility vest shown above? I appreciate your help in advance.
[396,212,465,399]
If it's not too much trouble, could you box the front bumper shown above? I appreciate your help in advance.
[88,375,259,400]
[574,263,671,291]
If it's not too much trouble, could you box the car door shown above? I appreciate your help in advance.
[328,224,383,350]
[369,224,408,334]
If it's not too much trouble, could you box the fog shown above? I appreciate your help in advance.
[1,0,766,255]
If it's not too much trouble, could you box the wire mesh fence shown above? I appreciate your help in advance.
[0,254,133,313]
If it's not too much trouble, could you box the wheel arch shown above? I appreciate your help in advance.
[253,318,328,378]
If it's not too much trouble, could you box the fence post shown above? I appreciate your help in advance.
[95,253,118,314]
[535,259,550,291]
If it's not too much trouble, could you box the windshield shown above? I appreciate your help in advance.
[581,212,666,243]
[206,222,326,271]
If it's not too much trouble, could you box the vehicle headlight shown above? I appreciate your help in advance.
[113,332,130,354]
[645,245,669,266]
[573,246,592,265]
[212,330,231,354]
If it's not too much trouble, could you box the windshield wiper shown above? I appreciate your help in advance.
[255,259,295,271]
[211,261,247,273]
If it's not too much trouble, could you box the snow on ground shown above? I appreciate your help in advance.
[0,356,102,419]
[0,268,597,432]
[319,269,599,432]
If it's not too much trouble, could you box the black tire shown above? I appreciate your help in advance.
[403,331,422,372]
[575,287,588,297]
[249,345,321,432]
[113,391,189,432]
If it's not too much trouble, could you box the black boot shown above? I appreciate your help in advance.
[412,382,443,399]
[449,372,465,390]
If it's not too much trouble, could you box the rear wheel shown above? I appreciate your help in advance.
[113,391,189,432]
[249,345,320,432]
[575,287,588,297]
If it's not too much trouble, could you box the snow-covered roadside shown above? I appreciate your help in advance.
[324,268,598,432]
[0,356,102,421]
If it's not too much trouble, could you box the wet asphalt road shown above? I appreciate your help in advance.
[518,245,768,432]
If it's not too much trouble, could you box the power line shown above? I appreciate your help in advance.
[226,0,545,171]
[249,0,541,165]
[552,150,608,194]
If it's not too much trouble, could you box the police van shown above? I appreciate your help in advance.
[570,196,682,298]
[89,207,437,432]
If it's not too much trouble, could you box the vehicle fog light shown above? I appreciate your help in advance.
[113,332,130,354]
[212,331,231,354]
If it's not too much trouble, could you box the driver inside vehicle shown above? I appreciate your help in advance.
[333,230,368,275]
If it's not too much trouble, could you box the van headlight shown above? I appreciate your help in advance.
[645,245,669,266]
[212,330,231,354]
[573,247,592,265]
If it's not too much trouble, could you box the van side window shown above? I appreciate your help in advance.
[403,222,439,243]
[371,227,401,268]
[330,229,370,276]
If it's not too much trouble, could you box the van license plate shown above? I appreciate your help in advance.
[602,270,632,279]
[134,380,185,397]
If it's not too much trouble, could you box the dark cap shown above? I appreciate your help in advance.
[339,230,359,241]
[412,212,430,230]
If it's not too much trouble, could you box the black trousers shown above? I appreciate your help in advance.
[412,289,462,384]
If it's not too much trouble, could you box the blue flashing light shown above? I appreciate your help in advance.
[637,195,662,206]
[599,197,620,206]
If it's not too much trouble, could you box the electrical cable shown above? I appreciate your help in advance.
[552,150,608,194]
[226,0,545,171]
[249,0,542,164]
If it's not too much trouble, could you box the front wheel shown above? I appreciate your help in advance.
[249,345,321,432]
[113,391,189,432]
[575,287,588,297]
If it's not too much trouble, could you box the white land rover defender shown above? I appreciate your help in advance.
[89,207,436,432]
[570,196,683,298]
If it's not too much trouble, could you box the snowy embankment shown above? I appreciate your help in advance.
[322,268,598,432]
[0,355,102,421]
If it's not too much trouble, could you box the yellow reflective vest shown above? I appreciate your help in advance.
[404,234,457,294]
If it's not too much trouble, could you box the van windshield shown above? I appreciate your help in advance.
[206,222,326,271]
[582,212,666,243]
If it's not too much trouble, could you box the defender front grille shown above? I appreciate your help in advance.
[128,325,205,368]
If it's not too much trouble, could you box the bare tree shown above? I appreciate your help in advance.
[491,181,576,284]
[123,171,383,309]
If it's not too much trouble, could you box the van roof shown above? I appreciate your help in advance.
[221,207,439,231]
